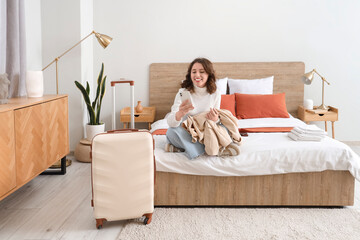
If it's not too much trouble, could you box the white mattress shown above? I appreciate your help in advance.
[151,118,360,180]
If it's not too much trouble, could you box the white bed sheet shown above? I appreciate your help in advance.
[151,118,360,180]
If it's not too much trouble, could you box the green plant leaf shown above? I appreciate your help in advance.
[93,63,104,109]
[75,63,106,125]
[86,82,90,95]
[93,81,101,109]
[97,63,104,85]
[75,81,91,105]
[87,102,96,125]
[100,76,106,102]
[96,76,106,123]
[75,80,95,124]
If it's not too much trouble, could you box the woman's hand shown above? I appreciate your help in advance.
[206,108,219,122]
[175,100,194,121]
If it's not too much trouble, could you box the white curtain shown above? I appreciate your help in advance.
[0,0,27,98]
[0,0,6,74]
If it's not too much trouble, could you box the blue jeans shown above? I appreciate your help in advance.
[166,126,205,159]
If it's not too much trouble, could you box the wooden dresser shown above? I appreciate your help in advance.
[0,95,69,201]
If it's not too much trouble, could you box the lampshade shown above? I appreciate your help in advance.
[302,70,315,85]
[94,32,112,48]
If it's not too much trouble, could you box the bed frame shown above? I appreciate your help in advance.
[149,62,355,206]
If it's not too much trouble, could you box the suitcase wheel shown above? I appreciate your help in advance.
[143,213,152,225]
[96,218,106,229]
[143,213,153,225]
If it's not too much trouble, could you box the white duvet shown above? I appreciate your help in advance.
[151,118,360,180]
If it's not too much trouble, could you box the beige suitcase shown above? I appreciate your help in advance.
[91,80,155,229]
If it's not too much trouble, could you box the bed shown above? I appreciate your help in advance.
[149,62,357,206]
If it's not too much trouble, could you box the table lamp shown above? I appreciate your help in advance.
[302,69,330,111]
[42,30,112,94]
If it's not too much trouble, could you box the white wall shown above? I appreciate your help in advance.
[27,0,360,150]
[80,0,94,138]
[93,0,360,141]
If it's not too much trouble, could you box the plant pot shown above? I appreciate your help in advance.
[86,123,105,141]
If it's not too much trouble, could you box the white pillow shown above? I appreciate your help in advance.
[228,76,274,95]
[216,77,228,95]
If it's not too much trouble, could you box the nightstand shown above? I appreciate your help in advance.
[120,106,156,129]
[297,105,338,139]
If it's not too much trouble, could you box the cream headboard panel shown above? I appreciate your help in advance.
[149,62,305,120]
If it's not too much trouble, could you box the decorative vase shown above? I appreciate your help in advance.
[26,71,44,97]
[86,123,105,141]
[135,101,143,113]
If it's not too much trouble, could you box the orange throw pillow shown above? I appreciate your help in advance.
[235,93,289,119]
[220,94,236,117]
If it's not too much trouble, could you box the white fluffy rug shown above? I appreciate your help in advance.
[118,208,360,240]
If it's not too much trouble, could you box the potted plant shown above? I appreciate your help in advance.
[75,63,107,141]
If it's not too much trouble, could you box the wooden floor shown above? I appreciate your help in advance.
[0,144,360,240]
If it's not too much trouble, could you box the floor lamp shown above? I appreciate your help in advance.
[42,30,112,94]
[42,30,112,170]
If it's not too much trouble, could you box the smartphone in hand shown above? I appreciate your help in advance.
[180,90,193,105]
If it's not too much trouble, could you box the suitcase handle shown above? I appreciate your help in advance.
[107,129,139,133]
[111,79,135,130]
[110,80,134,86]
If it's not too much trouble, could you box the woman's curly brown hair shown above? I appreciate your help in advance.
[181,58,217,94]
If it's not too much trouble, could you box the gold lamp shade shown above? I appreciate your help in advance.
[94,32,113,48]
[302,70,315,85]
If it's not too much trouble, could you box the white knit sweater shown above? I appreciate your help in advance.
[166,85,221,128]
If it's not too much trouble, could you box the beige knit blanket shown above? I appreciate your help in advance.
[182,109,241,155]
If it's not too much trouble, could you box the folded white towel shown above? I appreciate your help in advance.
[288,132,324,141]
[293,125,326,135]
[290,124,327,141]
[292,128,327,137]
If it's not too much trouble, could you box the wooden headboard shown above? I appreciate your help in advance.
[149,62,305,120]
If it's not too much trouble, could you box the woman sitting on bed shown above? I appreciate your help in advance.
[165,57,240,159]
